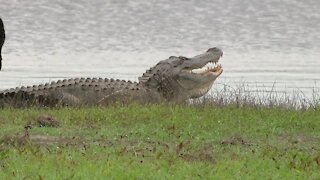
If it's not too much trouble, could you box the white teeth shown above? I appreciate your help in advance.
[191,62,221,74]
[191,69,206,74]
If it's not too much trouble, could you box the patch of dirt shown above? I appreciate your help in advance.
[277,133,320,152]
[279,133,320,145]
[2,133,87,147]
[1,129,30,147]
[1,127,85,147]
[1,132,217,163]
[180,151,215,163]
[1,114,62,147]
[96,137,216,163]
[1,129,217,163]
[172,141,215,163]
[221,135,251,146]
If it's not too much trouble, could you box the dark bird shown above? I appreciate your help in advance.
[0,18,5,71]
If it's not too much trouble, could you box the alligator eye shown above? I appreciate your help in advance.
[178,56,189,61]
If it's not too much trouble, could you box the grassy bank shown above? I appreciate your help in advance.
[0,104,319,179]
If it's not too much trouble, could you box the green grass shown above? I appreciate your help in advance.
[0,104,319,179]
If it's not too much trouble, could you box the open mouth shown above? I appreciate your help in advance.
[190,62,223,75]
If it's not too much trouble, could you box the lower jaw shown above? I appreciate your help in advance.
[189,83,215,98]
[207,69,223,76]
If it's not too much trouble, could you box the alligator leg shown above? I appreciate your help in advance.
[57,92,82,106]
[45,91,82,107]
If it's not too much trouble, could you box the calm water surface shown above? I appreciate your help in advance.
[0,0,319,98]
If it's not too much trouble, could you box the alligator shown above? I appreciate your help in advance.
[0,17,5,70]
[0,47,223,107]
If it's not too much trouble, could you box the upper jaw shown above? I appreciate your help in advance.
[183,47,223,70]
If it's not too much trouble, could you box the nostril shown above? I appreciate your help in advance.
[207,47,222,53]
[207,47,217,51]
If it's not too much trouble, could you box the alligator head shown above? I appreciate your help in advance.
[139,47,223,100]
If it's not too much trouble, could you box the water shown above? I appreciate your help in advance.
[0,0,319,98]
